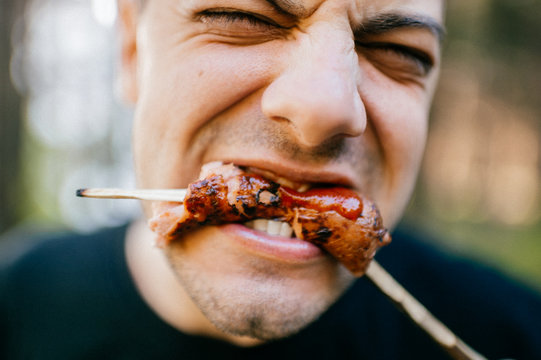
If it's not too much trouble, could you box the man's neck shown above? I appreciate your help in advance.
[124,219,262,347]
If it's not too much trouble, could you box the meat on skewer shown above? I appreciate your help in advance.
[149,162,391,276]
[78,170,487,359]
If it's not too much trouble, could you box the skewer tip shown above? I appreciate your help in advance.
[76,189,87,197]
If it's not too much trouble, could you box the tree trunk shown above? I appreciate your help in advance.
[0,0,24,233]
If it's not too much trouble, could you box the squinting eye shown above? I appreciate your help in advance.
[198,10,279,31]
[357,42,434,78]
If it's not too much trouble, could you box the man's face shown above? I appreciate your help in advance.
[124,0,443,341]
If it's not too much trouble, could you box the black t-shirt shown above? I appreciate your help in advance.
[1,224,540,360]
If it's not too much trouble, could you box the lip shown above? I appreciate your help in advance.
[220,223,325,264]
[213,157,359,189]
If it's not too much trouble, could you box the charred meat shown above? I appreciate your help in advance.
[149,162,391,276]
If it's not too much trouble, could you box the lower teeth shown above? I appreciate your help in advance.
[245,219,294,237]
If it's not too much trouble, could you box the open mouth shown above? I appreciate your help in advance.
[239,164,346,239]
[149,161,390,275]
[241,165,308,239]
[240,171,299,239]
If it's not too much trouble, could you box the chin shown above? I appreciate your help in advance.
[202,288,337,341]
[184,269,354,341]
[164,228,356,340]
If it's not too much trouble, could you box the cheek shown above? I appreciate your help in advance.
[362,71,429,174]
[378,99,428,168]
[132,43,277,189]
[359,70,430,225]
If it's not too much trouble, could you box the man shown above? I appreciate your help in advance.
[1,0,540,359]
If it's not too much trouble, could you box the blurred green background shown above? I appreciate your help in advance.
[1,1,540,291]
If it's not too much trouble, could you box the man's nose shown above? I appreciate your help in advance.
[261,25,366,148]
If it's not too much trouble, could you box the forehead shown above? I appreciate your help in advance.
[264,0,444,22]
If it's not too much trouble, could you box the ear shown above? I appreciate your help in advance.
[117,0,139,104]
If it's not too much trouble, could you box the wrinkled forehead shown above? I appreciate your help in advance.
[253,0,444,22]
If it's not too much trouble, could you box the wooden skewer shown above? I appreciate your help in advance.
[76,187,487,360]
[366,260,487,360]
[76,188,187,202]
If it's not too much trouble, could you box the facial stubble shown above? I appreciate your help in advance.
[164,240,354,340]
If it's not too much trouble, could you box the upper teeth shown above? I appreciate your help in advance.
[245,219,294,237]
[296,184,310,192]
[274,177,311,192]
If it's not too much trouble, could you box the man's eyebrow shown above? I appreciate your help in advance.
[355,13,446,43]
[263,2,446,42]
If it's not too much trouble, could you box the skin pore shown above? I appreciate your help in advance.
[119,0,444,346]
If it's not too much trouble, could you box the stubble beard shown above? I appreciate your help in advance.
[165,247,354,341]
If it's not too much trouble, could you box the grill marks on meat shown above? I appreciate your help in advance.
[149,163,391,276]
